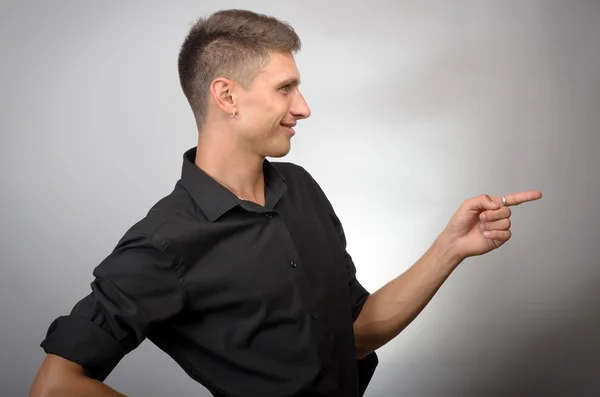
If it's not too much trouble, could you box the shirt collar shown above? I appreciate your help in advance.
[180,147,287,222]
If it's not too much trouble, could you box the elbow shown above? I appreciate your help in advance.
[353,321,375,360]
[355,345,374,360]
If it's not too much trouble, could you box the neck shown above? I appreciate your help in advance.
[194,129,266,206]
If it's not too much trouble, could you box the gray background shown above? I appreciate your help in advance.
[1,0,599,396]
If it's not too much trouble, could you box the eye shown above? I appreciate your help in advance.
[279,84,291,93]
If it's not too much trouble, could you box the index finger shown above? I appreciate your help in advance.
[494,190,543,206]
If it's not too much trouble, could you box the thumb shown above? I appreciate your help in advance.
[463,194,501,212]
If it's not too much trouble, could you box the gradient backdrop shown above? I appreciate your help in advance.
[1,1,599,396]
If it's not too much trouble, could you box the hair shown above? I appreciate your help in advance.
[177,9,302,130]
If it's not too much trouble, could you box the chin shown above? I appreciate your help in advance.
[266,149,291,158]
[265,144,292,158]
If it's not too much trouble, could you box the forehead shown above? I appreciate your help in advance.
[254,52,301,85]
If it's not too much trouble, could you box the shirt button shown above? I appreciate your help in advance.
[290,261,297,268]
[311,312,317,320]
[323,365,330,373]
[265,213,273,219]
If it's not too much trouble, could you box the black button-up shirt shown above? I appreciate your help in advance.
[40,147,378,396]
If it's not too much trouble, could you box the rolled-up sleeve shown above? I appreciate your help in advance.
[327,210,370,322]
[40,232,186,381]
[306,170,378,396]
[306,171,370,320]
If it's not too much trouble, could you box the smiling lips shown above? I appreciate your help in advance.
[281,121,296,135]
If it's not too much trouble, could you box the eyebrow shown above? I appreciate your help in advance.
[278,77,301,87]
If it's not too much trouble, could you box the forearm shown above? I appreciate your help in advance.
[353,233,462,358]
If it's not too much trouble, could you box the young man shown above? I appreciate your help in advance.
[29,9,542,397]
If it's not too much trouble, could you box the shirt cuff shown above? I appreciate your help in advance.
[40,315,128,381]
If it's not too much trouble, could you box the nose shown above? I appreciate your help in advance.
[291,91,311,120]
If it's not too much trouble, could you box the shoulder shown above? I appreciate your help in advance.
[115,181,204,249]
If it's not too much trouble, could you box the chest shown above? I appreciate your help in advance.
[181,195,350,320]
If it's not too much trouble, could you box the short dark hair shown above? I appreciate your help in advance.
[177,9,302,130]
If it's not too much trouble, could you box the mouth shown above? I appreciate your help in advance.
[280,122,296,135]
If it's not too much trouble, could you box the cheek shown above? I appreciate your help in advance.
[261,103,286,128]
[239,94,287,136]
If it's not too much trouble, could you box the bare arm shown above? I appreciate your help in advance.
[353,191,542,359]
[30,354,127,397]
[353,234,460,359]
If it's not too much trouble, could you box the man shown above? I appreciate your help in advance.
[29,9,542,397]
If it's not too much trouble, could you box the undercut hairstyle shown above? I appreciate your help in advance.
[177,9,302,130]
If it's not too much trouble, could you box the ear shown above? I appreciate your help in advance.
[210,77,237,116]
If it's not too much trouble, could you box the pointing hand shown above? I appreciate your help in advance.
[442,191,542,259]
